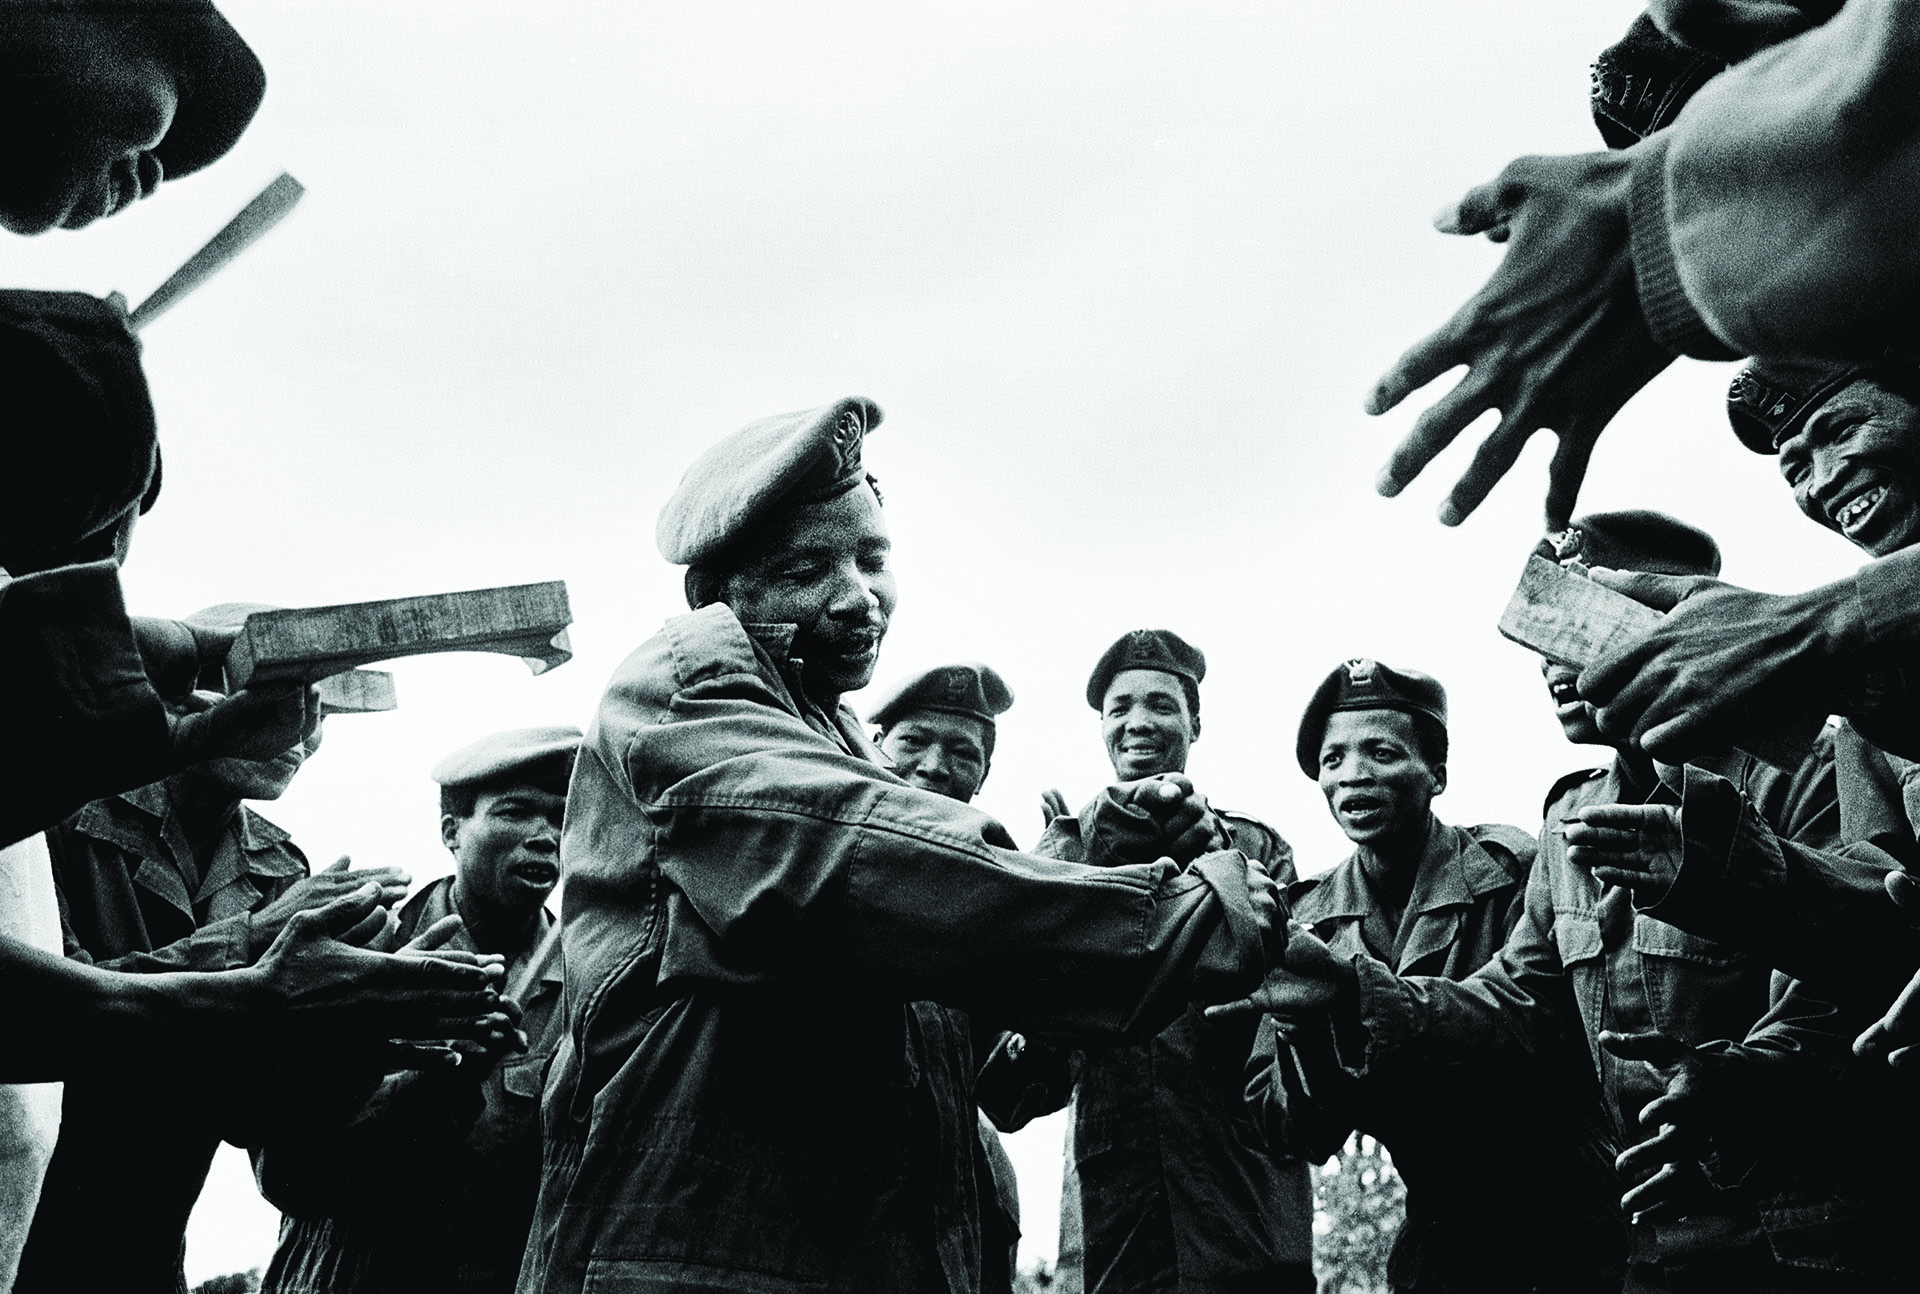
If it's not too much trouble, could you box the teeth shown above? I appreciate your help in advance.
[1839,487,1885,528]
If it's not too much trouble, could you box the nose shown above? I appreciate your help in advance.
[825,561,883,620]
[1805,447,1847,512]
[528,820,561,853]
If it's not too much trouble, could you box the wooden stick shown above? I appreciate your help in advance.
[316,670,398,715]
[224,581,573,688]
[1497,555,1823,771]
[127,172,305,331]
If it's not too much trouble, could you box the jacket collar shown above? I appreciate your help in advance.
[1306,818,1514,970]
[68,785,300,917]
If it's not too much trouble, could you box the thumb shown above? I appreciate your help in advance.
[407,914,466,952]
[1434,176,1511,236]
[1887,869,1920,917]
[324,855,352,873]
[1599,1030,1690,1066]
[1586,568,1702,613]
[293,882,382,939]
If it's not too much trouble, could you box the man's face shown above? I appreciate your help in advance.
[1316,709,1444,848]
[0,19,177,233]
[1777,378,1920,558]
[723,483,896,700]
[443,782,566,921]
[1541,658,1606,746]
[878,711,991,803]
[190,720,322,802]
[1101,668,1196,780]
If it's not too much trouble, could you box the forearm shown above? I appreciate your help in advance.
[92,913,256,974]
[1635,0,1920,361]
[4,935,262,1081]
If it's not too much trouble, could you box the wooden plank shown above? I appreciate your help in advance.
[128,173,305,330]
[226,581,572,687]
[1498,555,1822,771]
[316,669,397,714]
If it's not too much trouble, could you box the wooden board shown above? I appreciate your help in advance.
[225,581,572,687]
[1498,555,1822,770]
[316,669,397,714]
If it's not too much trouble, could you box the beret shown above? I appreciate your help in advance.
[657,396,882,566]
[1086,629,1205,710]
[432,726,582,788]
[866,662,1013,730]
[1590,12,1725,149]
[139,2,268,179]
[0,290,158,570]
[1296,658,1447,778]
[1727,359,1867,455]
[1544,510,1721,578]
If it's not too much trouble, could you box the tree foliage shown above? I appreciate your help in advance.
[1314,1133,1407,1294]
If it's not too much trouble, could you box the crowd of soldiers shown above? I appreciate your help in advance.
[6,2,1920,1294]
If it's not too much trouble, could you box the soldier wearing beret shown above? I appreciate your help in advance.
[0,0,265,233]
[1235,515,1920,1290]
[989,628,1314,1294]
[257,728,578,1294]
[520,398,1281,1294]
[1246,655,1624,1294]
[867,664,1022,1293]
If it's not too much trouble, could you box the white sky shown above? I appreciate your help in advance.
[8,1,1875,1281]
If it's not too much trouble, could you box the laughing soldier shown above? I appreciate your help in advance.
[517,398,1281,1294]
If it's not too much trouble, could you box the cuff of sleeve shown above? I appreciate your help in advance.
[1629,134,1741,361]
[1352,952,1412,1072]
[1190,849,1271,984]
[1853,548,1920,654]
[1641,765,1744,933]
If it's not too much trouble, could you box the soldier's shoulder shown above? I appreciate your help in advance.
[1463,822,1538,877]
[1216,807,1291,858]
[1540,765,1609,819]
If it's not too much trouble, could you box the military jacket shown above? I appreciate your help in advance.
[1032,795,1313,1294]
[1254,818,1624,1293]
[257,877,564,1294]
[517,606,1271,1294]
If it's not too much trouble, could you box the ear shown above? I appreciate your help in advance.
[977,756,992,793]
[1189,712,1202,744]
[439,813,462,855]
[1430,762,1448,797]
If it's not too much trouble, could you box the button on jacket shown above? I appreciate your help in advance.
[517,606,1271,1294]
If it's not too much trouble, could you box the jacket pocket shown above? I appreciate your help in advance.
[1551,913,1603,966]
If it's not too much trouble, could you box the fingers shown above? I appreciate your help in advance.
[1365,316,1473,423]
[1368,344,1477,482]
[1202,997,1262,1022]
[1620,1161,1690,1221]
[337,904,398,949]
[405,914,467,953]
[1433,171,1522,238]
[1887,869,1920,916]
[1597,1029,1690,1067]
[1585,568,1704,614]
[324,856,351,873]
[1589,866,1652,891]
[1616,1123,1689,1183]
[285,883,383,942]
[1441,410,1545,527]
[1543,425,1601,533]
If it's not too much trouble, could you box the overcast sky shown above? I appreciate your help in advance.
[9,1,1874,1279]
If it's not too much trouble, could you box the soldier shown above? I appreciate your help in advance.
[0,0,265,233]
[19,678,411,1294]
[518,398,1281,1294]
[868,664,1022,1294]
[258,728,580,1294]
[995,629,1314,1294]
[1249,657,1625,1293]
[1221,512,1892,1291]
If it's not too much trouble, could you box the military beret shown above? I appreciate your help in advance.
[1085,629,1205,710]
[866,663,1014,730]
[432,726,582,788]
[1544,511,1721,578]
[143,2,269,179]
[1726,359,1868,455]
[1589,13,1725,149]
[1296,658,1447,778]
[656,396,882,566]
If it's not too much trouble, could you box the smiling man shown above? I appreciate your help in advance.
[1251,657,1623,1294]
[0,0,265,233]
[868,662,1012,805]
[257,727,578,1294]
[520,399,1281,1294]
[1011,629,1313,1294]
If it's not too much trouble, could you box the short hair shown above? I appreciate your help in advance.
[439,757,574,821]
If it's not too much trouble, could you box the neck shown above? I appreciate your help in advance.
[1358,812,1434,907]
[451,880,541,958]
[166,775,242,867]
[1613,747,1658,797]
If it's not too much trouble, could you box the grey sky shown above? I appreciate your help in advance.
[9,1,1870,1278]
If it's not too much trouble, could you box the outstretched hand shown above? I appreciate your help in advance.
[1600,1029,1733,1221]
[1122,774,1231,863]
[1367,148,1674,529]
[1578,569,1851,764]
[1205,923,1354,1023]
[1565,803,1683,906]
